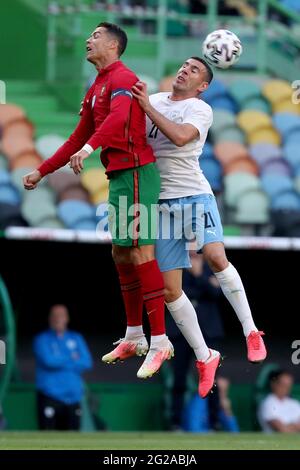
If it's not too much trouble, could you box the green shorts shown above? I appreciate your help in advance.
[108,163,160,246]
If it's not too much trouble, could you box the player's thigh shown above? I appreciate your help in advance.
[189,194,224,249]
[156,204,190,272]
[108,164,160,247]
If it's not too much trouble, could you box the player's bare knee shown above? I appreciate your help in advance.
[164,285,181,303]
[130,246,154,265]
[206,252,228,273]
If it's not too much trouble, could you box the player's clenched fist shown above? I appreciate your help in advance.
[23,170,42,190]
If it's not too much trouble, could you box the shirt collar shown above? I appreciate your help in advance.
[98,60,122,76]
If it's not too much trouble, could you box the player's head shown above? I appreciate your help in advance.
[49,304,69,334]
[269,369,293,398]
[173,57,213,97]
[86,22,127,64]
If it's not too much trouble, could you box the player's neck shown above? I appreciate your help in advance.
[170,91,197,101]
[95,56,120,71]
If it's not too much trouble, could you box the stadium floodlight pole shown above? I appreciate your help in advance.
[257,0,268,75]
[157,0,167,81]
[46,2,57,83]
[106,0,117,24]
[207,0,218,33]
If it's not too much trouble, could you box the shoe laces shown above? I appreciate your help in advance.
[113,338,124,346]
[249,331,264,350]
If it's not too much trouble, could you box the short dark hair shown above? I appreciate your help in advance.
[190,56,213,83]
[269,369,291,384]
[97,22,128,57]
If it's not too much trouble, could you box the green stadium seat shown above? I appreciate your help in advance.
[228,79,262,106]
[242,97,271,114]
[224,172,261,208]
[234,189,269,224]
[213,126,245,144]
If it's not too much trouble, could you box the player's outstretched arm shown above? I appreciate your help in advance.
[23,169,42,190]
[132,81,198,146]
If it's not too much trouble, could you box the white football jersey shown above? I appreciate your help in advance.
[147,92,213,199]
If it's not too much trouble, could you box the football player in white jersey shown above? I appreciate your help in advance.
[132,57,267,397]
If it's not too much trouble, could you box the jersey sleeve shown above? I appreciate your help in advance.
[86,71,137,151]
[37,86,95,177]
[182,102,213,139]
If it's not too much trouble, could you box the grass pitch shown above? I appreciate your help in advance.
[0,432,299,450]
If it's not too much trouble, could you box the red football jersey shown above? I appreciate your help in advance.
[38,61,155,177]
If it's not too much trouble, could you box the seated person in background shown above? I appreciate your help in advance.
[33,304,93,431]
[258,370,300,433]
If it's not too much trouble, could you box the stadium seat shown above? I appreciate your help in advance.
[0,170,10,186]
[38,217,65,229]
[209,94,237,113]
[1,133,36,160]
[224,172,261,207]
[261,174,293,199]
[272,99,300,115]
[0,104,25,127]
[234,189,269,224]
[200,158,222,192]
[260,157,292,177]
[271,190,300,211]
[81,168,108,198]
[10,151,42,171]
[49,171,82,195]
[262,79,292,105]
[72,219,97,231]
[247,127,281,146]
[3,118,34,140]
[10,167,47,193]
[237,110,272,134]
[214,141,249,166]
[249,142,282,165]
[224,157,259,176]
[21,189,57,226]
[91,188,109,204]
[158,75,174,92]
[284,128,300,144]
[36,134,65,159]
[283,142,300,170]
[210,110,236,137]
[0,202,27,229]
[228,79,261,106]
[271,209,300,237]
[201,142,214,160]
[241,97,271,114]
[202,79,227,103]
[59,186,90,203]
[213,126,245,144]
[0,185,20,206]
[57,200,95,228]
[272,113,300,141]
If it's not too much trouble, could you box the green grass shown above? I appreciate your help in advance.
[0,432,299,450]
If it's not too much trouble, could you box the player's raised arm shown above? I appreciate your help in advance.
[132,81,199,147]
[23,88,95,189]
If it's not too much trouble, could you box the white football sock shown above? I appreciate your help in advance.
[125,325,144,340]
[214,263,258,337]
[150,334,167,346]
[166,292,210,361]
